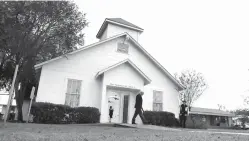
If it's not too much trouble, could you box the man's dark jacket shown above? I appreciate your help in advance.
[135,94,143,109]
[180,104,188,115]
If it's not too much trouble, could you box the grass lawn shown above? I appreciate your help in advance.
[0,123,249,141]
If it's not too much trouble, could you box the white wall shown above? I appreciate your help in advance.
[104,63,144,90]
[126,39,180,117]
[37,65,103,109]
[36,35,180,121]
[100,63,144,123]
[106,24,141,42]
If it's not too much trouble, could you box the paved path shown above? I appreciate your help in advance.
[130,124,181,131]
[116,123,182,131]
[190,130,249,136]
[116,123,249,136]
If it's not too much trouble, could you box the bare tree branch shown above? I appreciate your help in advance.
[175,69,208,107]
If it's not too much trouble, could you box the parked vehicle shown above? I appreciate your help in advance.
[242,123,249,130]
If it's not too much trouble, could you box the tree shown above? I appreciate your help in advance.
[174,69,208,128]
[174,69,208,107]
[233,109,249,128]
[0,1,88,121]
[243,96,249,106]
[218,104,226,111]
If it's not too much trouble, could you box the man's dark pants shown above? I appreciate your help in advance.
[180,115,186,128]
[132,108,146,124]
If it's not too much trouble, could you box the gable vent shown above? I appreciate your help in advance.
[117,43,129,54]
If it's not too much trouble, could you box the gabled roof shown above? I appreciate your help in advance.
[95,59,151,85]
[96,18,144,39]
[34,33,127,69]
[34,32,185,90]
[189,107,235,117]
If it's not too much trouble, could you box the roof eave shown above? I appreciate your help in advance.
[34,64,43,70]
[189,112,235,117]
[95,59,151,86]
[96,19,108,39]
[106,18,144,30]
[35,32,183,90]
[35,33,128,69]
[144,79,152,85]
[127,35,185,90]
[106,19,144,31]
[178,85,185,91]
[126,59,151,85]
[96,72,151,86]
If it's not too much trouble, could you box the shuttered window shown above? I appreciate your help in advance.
[65,79,82,107]
[117,43,129,54]
[153,90,163,111]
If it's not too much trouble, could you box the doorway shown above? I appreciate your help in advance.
[122,95,129,123]
[107,90,121,123]
[107,88,130,123]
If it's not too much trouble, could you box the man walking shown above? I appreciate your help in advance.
[132,90,147,124]
[179,100,188,128]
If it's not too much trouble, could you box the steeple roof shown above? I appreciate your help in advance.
[107,18,143,30]
[96,18,143,39]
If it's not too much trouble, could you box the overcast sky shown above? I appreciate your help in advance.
[74,0,249,110]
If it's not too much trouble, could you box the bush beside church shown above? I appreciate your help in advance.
[185,114,208,129]
[30,103,180,126]
[144,111,180,127]
[31,102,100,124]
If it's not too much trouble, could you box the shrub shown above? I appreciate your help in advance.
[185,114,208,129]
[144,111,179,127]
[31,102,100,124]
[72,107,100,123]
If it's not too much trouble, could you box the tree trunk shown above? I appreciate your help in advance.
[16,97,23,121]
[14,77,26,122]
[14,79,22,121]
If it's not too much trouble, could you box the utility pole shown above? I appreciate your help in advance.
[4,65,19,126]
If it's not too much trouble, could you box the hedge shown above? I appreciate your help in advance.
[144,111,179,127]
[185,114,208,129]
[30,102,100,124]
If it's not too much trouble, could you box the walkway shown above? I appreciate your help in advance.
[115,123,249,136]
[115,123,181,131]
[190,130,249,136]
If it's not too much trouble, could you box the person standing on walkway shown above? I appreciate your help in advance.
[180,100,188,128]
[132,90,147,124]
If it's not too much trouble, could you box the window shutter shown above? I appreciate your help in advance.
[65,79,82,107]
[153,90,163,111]
[153,91,163,103]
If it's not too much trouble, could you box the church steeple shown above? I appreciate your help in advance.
[96,18,143,42]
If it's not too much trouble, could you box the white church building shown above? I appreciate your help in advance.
[35,18,184,124]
